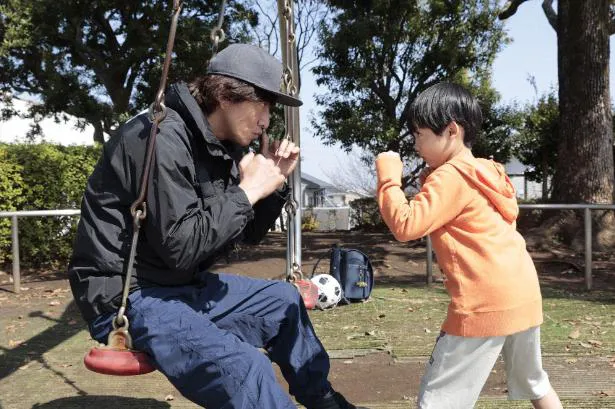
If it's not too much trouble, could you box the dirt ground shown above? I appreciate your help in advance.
[1,230,614,407]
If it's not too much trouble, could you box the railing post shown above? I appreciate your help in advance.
[584,207,592,290]
[11,215,20,294]
[426,235,433,285]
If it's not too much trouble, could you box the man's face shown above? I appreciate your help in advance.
[221,100,271,147]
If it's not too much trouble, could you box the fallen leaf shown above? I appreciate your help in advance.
[164,395,175,401]
[568,328,580,339]
[8,339,25,348]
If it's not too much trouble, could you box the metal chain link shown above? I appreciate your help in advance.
[210,0,228,55]
[277,0,302,283]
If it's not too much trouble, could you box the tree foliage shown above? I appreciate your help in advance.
[0,143,100,266]
[311,0,510,185]
[0,0,256,143]
[513,91,558,186]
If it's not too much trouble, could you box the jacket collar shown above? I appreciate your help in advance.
[165,82,244,162]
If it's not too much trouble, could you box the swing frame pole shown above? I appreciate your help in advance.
[277,0,303,282]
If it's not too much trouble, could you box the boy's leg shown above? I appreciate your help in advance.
[502,326,562,408]
[199,273,352,409]
[531,388,563,409]
[125,284,297,409]
[418,332,504,409]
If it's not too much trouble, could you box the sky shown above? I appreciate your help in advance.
[1,1,613,184]
[299,1,563,183]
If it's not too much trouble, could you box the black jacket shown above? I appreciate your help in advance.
[69,83,286,322]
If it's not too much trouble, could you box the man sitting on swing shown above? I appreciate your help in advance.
[68,44,357,409]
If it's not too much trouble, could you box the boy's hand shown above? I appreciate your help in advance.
[376,151,401,160]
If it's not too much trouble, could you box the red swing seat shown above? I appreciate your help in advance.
[83,316,156,376]
[84,346,156,376]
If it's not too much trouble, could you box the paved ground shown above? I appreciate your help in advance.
[1,231,614,408]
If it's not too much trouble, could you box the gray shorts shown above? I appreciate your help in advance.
[418,326,551,408]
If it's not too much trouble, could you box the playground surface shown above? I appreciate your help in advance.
[1,230,614,408]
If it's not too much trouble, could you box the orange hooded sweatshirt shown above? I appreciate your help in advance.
[376,150,543,337]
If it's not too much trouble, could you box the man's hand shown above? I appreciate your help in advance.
[261,138,300,178]
[238,152,286,205]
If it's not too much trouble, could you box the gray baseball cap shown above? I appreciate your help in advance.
[207,44,303,107]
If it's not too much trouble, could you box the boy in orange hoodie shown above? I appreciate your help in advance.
[376,83,562,409]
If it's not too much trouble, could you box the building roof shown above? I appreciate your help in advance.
[301,173,335,189]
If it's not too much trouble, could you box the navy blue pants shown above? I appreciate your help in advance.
[90,273,332,408]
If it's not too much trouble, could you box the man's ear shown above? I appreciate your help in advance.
[219,100,229,111]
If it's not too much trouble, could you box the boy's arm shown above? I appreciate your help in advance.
[376,154,469,241]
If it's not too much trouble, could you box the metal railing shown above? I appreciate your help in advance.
[0,210,81,293]
[1,204,613,294]
[426,204,615,290]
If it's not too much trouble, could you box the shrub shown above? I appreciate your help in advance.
[0,143,101,268]
[301,211,319,232]
[349,197,384,230]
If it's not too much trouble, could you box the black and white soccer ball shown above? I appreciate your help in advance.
[310,274,342,309]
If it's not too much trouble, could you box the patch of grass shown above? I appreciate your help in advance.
[475,399,615,408]
[309,284,615,358]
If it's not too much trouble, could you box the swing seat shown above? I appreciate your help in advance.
[295,279,319,310]
[84,346,156,376]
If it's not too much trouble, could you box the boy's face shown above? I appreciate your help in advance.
[413,123,462,168]
[219,100,271,147]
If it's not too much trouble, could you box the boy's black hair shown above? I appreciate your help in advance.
[409,82,483,147]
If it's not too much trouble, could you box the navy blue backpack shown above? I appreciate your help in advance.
[313,245,375,304]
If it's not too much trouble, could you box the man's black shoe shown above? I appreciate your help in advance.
[307,390,356,409]
[332,391,357,409]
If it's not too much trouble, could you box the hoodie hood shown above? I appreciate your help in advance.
[447,151,518,222]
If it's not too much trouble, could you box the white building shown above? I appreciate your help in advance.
[505,157,548,201]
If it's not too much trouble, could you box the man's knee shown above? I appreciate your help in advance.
[273,281,303,308]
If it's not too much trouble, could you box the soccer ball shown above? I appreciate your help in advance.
[310,274,342,309]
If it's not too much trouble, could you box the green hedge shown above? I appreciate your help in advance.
[349,197,384,230]
[0,143,101,268]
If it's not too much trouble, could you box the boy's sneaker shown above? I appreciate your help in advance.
[307,390,357,409]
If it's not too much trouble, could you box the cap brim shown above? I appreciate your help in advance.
[270,91,303,107]
[207,71,303,107]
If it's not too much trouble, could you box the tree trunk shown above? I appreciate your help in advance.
[551,0,615,248]
[93,121,105,144]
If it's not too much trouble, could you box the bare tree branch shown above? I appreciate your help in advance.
[498,0,558,32]
[251,0,327,70]
[323,150,377,197]
[498,0,530,20]
[542,0,558,31]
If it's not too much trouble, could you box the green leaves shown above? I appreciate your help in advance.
[312,0,510,178]
[0,0,257,143]
[0,143,101,266]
